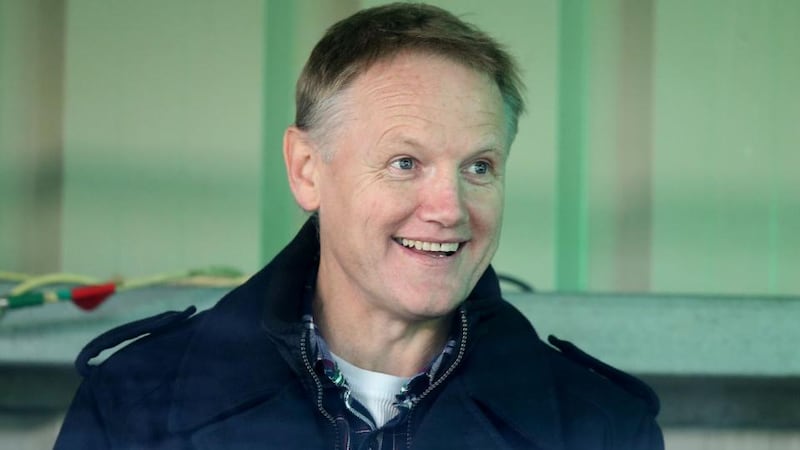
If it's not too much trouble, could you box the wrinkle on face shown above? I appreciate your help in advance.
[312,50,509,331]
[330,57,507,199]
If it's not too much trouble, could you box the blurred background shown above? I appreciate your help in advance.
[1,0,798,448]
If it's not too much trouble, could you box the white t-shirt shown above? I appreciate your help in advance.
[330,352,412,428]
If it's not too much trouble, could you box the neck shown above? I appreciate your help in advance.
[312,292,452,377]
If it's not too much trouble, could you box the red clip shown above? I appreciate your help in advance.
[72,283,117,310]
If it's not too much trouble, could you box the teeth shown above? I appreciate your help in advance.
[399,239,460,253]
[440,242,459,252]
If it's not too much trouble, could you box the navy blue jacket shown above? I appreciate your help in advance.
[55,220,663,449]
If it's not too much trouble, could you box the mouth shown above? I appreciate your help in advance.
[393,237,464,258]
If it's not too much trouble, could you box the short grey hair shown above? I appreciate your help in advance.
[294,2,525,159]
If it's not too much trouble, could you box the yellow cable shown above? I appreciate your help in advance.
[3,267,249,298]
[116,267,246,290]
[173,275,248,287]
[117,271,193,291]
[9,273,102,296]
[0,271,31,283]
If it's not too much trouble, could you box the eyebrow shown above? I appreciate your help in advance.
[383,134,505,155]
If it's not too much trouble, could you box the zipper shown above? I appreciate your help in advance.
[343,389,378,431]
[301,330,342,450]
[405,308,469,449]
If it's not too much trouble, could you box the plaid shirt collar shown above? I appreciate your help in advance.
[301,309,461,416]
[298,264,467,450]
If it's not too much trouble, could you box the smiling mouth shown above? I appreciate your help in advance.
[393,237,462,257]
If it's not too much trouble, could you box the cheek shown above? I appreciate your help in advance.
[467,188,504,227]
[363,182,420,216]
[319,167,365,213]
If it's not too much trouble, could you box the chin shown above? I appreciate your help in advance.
[399,292,464,320]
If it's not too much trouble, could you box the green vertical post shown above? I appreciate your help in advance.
[0,0,65,274]
[261,0,299,262]
[555,1,589,291]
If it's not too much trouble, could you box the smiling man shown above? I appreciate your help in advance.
[286,51,508,376]
[56,3,663,450]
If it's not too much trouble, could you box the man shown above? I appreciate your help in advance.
[56,3,663,449]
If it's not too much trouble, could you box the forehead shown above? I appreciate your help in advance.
[350,52,501,112]
[337,52,508,148]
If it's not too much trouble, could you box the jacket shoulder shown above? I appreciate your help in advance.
[542,335,664,448]
[76,306,199,377]
[62,307,205,448]
[465,297,664,448]
[478,298,660,416]
[546,335,660,416]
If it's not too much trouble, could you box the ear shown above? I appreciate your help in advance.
[283,126,321,211]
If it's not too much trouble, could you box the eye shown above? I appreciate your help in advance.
[390,157,416,170]
[466,160,491,175]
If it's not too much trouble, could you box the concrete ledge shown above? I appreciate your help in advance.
[505,291,800,377]
[0,364,79,411]
[642,375,800,428]
[0,283,226,365]
[2,284,799,430]
[2,284,798,377]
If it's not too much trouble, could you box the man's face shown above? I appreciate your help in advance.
[314,51,509,322]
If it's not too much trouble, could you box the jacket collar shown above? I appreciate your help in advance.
[169,218,564,450]
[460,295,565,450]
[168,219,320,432]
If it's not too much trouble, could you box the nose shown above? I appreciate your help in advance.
[416,172,468,227]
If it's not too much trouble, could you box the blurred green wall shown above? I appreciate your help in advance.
[59,0,265,277]
[651,0,800,295]
[0,0,797,295]
[0,0,64,274]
